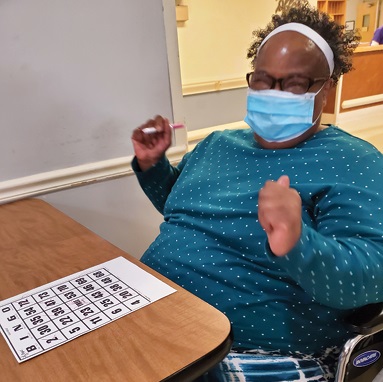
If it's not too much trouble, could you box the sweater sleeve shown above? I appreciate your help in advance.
[132,153,192,214]
[268,182,383,310]
[132,155,181,214]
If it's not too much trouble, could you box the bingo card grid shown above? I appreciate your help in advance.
[0,256,176,363]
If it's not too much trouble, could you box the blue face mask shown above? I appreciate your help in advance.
[244,88,322,142]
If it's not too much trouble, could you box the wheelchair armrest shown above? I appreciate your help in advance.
[345,303,383,335]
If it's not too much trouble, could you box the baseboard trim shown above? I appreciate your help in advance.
[0,145,187,205]
[342,94,383,110]
[182,77,247,95]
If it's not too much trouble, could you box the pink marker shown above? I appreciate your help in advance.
[142,123,184,135]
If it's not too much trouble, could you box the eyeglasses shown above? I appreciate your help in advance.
[246,71,329,95]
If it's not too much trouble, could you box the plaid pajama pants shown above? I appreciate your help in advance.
[195,348,339,382]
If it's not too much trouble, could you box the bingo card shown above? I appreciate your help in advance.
[0,256,176,363]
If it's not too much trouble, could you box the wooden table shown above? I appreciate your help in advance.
[0,199,233,381]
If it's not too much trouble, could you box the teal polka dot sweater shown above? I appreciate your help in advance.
[133,126,383,355]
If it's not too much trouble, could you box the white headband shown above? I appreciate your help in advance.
[258,23,334,75]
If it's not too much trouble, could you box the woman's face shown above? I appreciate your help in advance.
[252,31,332,149]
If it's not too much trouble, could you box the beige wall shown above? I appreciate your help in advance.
[177,0,317,87]
[346,0,383,43]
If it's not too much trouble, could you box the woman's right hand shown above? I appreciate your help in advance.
[131,115,173,171]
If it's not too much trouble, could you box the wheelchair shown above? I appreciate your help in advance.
[335,303,383,381]
[194,303,383,381]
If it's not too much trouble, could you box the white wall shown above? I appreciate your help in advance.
[1,0,182,259]
[39,176,163,259]
[346,0,359,23]
[0,0,177,182]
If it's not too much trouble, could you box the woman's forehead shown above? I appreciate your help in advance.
[256,31,328,75]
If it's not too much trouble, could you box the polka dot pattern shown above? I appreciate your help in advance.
[134,126,383,354]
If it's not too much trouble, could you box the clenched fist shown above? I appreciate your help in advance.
[131,115,173,171]
[258,175,302,256]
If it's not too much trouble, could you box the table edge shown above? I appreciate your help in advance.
[162,325,234,382]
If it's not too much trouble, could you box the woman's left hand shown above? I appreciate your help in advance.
[258,175,302,257]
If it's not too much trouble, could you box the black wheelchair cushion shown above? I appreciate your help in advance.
[346,303,383,335]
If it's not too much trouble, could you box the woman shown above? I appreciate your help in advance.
[131,5,380,382]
